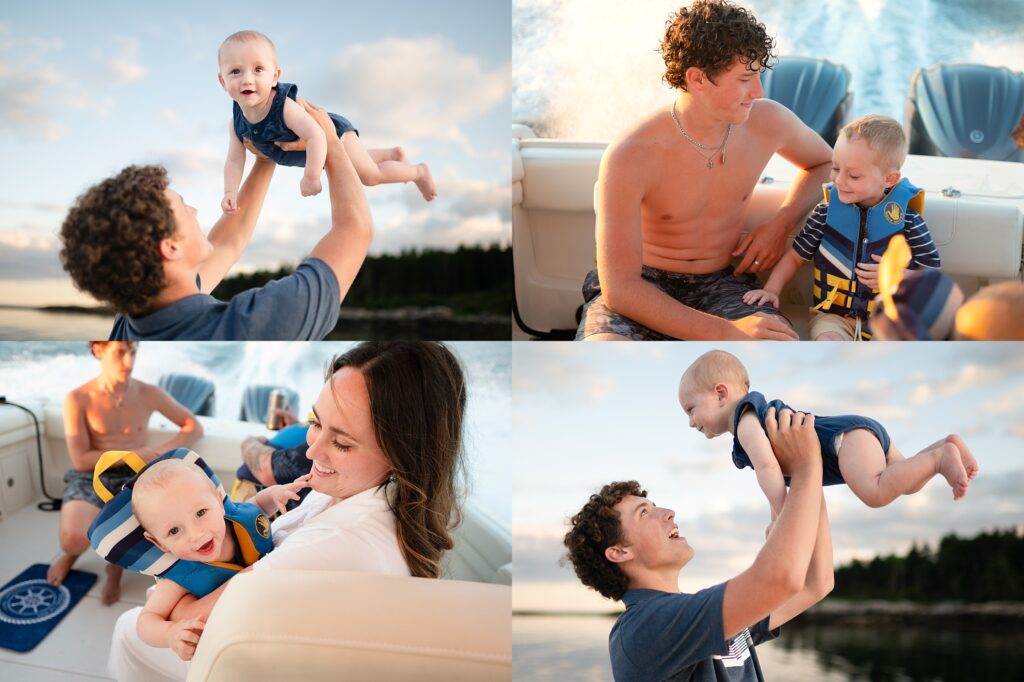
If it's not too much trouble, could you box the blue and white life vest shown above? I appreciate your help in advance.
[87,448,273,598]
[812,178,925,338]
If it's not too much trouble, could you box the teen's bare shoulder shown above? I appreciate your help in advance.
[66,378,98,404]
[745,98,794,132]
[604,108,673,175]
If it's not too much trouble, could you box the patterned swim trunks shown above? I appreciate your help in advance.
[62,465,136,508]
[575,265,789,340]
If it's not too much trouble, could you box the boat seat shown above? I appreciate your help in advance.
[513,133,1024,338]
[907,64,1024,163]
[762,56,852,146]
[187,501,512,681]
[186,571,511,682]
[158,374,215,416]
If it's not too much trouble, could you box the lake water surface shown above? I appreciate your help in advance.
[513,614,1024,681]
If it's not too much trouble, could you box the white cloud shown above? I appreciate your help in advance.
[320,37,509,146]
[981,387,1024,414]
[107,37,146,84]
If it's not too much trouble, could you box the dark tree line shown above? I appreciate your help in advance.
[832,527,1024,602]
[211,244,512,315]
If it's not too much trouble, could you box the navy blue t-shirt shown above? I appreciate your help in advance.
[610,583,779,681]
[109,258,339,341]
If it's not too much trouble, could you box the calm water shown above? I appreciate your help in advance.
[513,614,1024,681]
[514,0,1024,139]
[0,341,512,523]
[0,308,509,341]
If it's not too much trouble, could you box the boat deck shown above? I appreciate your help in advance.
[0,498,153,681]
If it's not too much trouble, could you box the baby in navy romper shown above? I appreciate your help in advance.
[678,350,978,520]
[217,30,437,214]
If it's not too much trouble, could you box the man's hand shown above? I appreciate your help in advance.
[241,139,270,161]
[168,616,206,661]
[764,407,820,476]
[729,313,799,340]
[221,191,239,214]
[855,253,883,290]
[300,175,323,197]
[733,216,791,275]
[743,288,781,308]
[276,99,339,154]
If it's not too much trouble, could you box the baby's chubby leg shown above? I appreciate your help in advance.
[341,133,437,200]
[839,430,973,507]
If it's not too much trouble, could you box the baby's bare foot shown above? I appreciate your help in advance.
[414,163,436,201]
[392,146,406,162]
[46,553,75,586]
[938,444,969,500]
[946,434,978,480]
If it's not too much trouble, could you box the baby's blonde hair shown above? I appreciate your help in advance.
[218,30,277,67]
[841,114,908,172]
[131,459,217,531]
[680,350,750,396]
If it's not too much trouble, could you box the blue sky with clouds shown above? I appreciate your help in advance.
[0,0,510,305]
[513,342,1024,612]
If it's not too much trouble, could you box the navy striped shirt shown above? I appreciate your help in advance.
[792,203,942,269]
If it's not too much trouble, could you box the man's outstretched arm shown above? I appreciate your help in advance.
[721,408,823,639]
[200,154,277,292]
[768,493,834,629]
[302,101,373,302]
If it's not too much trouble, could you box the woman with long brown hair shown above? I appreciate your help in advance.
[109,341,467,678]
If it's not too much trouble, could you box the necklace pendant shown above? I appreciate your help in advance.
[707,158,714,169]
[720,151,726,165]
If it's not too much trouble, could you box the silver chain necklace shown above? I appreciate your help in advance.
[670,101,731,169]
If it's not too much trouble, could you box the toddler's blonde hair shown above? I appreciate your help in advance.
[680,350,750,396]
[841,114,908,172]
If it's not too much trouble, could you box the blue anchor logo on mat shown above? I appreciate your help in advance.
[0,579,71,625]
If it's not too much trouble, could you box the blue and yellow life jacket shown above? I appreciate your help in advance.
[812,178,925,338]
[87,448,273,598]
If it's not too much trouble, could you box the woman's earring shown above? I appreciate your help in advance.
[389,472,398,483]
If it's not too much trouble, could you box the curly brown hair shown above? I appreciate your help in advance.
[564,480,647,601]
[660,0,775,91]
[60,165,176,317]
[328,341,467,580]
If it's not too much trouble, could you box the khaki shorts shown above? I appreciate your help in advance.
[809,309,858,341]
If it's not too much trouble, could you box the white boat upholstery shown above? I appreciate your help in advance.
[186,571,511,682]
[513,131,1024,337]
[188,499,511,681]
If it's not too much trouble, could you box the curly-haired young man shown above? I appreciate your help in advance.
[576,0,833,341]
[60,100,372,340]
[565,409,834,681]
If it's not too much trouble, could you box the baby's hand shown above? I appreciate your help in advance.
[743,288,780,308]
[168,616,206,661]
[300,176,322,197]
[855,253,883,289]
[221,192,239,214]
[269,474,312,514]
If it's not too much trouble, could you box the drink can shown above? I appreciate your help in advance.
[266,389,287,430]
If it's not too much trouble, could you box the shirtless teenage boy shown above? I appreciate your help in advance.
[577,0,833,341]
[48,342,203,605]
